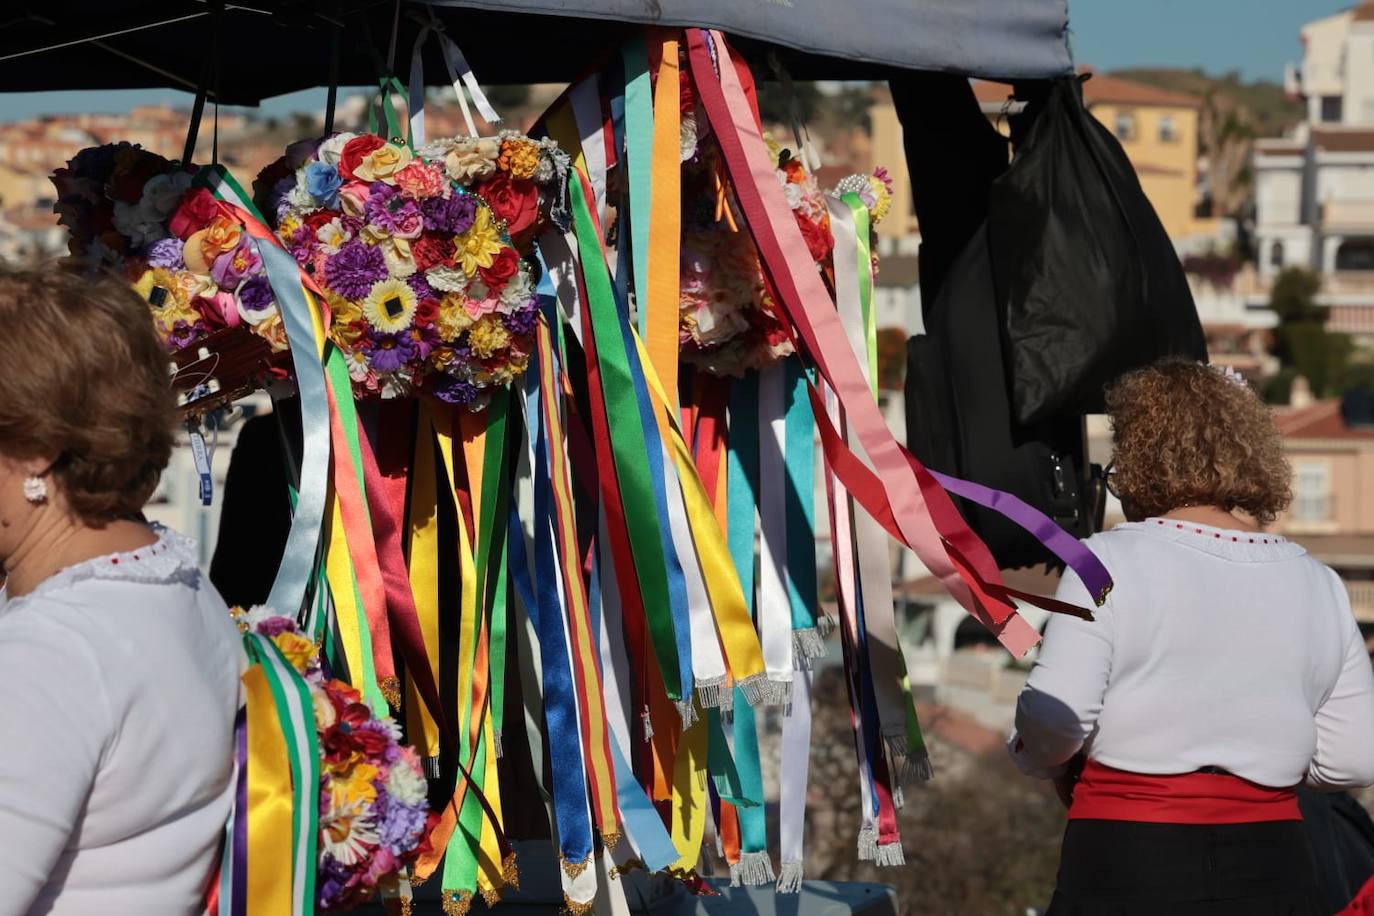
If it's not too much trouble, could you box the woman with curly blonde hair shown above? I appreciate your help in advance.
[1011,359,1374,915]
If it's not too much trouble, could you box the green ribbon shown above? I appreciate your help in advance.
[784,357,819,631]
[842,193,877,396]
[570,175,682,700]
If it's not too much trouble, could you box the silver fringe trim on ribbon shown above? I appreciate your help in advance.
[695,675,731,710]
[874,842,907,868]
[816,613,837,638]
[776,861,804,894]
[423,756,442,780]
[884,733,935,785]
[492,729,503,760]
[791,628,827,670]
[730,851,776,887]
[641,707,654,742]
[738,672,793,707]
[676,699,700,730]
[857,824,878,861]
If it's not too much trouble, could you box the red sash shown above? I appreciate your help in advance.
[1069,760,1301,824]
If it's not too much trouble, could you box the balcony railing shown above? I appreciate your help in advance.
[1348,581,1374,623]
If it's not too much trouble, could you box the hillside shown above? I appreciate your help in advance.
[1110,67,1303,138]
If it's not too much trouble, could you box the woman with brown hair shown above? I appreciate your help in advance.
[1012,360,1374,914]
[0,264,242,914]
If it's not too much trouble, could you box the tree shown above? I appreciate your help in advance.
[1267,267,1352,399]
[756,79,823,128]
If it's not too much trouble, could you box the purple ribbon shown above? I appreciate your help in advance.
[931,471,1114,607]
[231,708,248,916]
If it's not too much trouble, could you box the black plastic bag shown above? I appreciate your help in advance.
[988,76,1207,426]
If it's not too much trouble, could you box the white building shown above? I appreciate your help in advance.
[1257,3,1374,339]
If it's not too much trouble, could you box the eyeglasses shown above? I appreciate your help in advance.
[1104,461,1119,499]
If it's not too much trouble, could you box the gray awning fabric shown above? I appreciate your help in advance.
[429,0,1073,80]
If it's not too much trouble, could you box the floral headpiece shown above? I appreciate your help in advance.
[50,143,286,355]
[258,130,568,406]
[233,605,437,911]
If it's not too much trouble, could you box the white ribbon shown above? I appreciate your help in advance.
[596,508,635,769]
[757,361,794,703]
[777,665,813,893]
[407,17,502,147]
[569,75,610,232]
[828,197,914,771]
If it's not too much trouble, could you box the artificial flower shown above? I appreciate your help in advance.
[339,181,370,218]
[353,143,413,184]
[272,631,317,671]
[140,170,194,219]
[498,137,541,180]
[467,314,510,358]
[316,132,358,168]
[437,296,475,338]
[425,265,469,294]
[320,791,380,868]
[477,245,520,292]
[797,213,832,262]
[364,184,424,239]
[464,294,500,319]
[453,207,503,275]
[444,137,499,183]
[145,237,185,269]
[362,277,419,334]
[420,193,476,235]
[338,134,386,181]
[169,187,220,240]
[305,161,344,208]
[316,216,352,254]
[394,160,447,200]
[324,239,388,299]
[477,172,539,237]
[211,238,262,289]
[236,275,277,324]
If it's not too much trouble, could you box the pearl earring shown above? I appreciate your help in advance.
[22,476,47,504]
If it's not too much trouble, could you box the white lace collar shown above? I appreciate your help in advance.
[0,526,201,612]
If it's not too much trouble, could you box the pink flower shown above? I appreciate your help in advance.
[339,181,370,218]
[394,161,448,200]
[464,296,500,319]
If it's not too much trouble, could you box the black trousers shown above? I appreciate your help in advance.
[1048,820,1326,915]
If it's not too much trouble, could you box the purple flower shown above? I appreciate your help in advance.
[408,272,437,302]
[146,237,185,269]
[256,616,297,637]
[324,239,387,299]
[406,323,441,361]
[289,225,317,267]
[211,239,262,288]
[364,184,423,238]
[366,331,417,374]
[317,854,352,909]
[238,275,275,316]
[167,320,204,350]
[378,799,429,856]
[431,373,478,404]
[421,194,476,235]
[502,304,537,338]
[269,176,296,221]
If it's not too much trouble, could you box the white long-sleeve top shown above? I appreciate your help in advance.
[1011,518,1374,790]
[0,528,243,915]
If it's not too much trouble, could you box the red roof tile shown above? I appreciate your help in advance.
[1276,399,1374,439]
[971,72,1201,110]
[1313,129,1374,153]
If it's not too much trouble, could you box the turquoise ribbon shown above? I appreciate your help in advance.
[620,35,653,337]
[784,357,819,631]
[726,372,768,855]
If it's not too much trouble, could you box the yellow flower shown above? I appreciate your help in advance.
[445,138,500,183]
[201,215,242,258]
[335,762,380,805]
[362,277,418,333]
[467,314,510,358]
[353,143,413,184]
[868,176,892,225]
[498,139,541,180]
[272,631,317,673]
[453,207,503,275]
[257,313,289,352]
[278,215,302,239]
[437,295,475,339]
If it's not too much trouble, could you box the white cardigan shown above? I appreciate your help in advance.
[1011,518,1374,790]
[0,529,243,915]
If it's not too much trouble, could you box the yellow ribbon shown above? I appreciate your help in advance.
[669,706,709,870]
[243,665,295,916]
[646,36,683,411]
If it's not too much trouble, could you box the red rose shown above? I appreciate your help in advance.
[411,233,454,273]
[415,297,440,328]
[477,173,540,238]
[797,214,832,262]
[170,188,221,240]
[478,246,520,292]
[303,210,336,233]
[338,134,386,181]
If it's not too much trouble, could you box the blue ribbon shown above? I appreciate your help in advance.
[620,35,653,337]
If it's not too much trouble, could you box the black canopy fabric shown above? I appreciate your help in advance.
[0,0,1073,105]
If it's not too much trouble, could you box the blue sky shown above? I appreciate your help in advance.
[0,1,1356,122]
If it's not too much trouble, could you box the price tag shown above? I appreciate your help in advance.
[188,427,213,506]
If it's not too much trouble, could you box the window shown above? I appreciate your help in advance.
[1321,95,1344,123]
[1159,113,1178,143]
[1270,240,1286,268]
[1114,111,1136,141]
[1294,463,1331,523]
[1336,238,1374,272]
